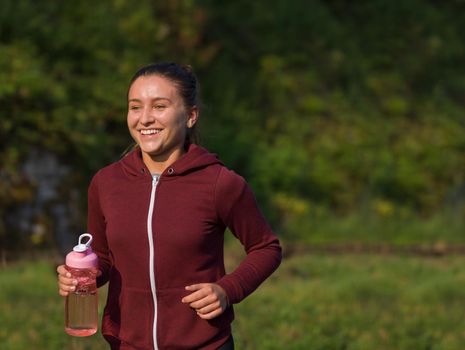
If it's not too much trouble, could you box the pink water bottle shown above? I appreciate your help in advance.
[65,233,99,337]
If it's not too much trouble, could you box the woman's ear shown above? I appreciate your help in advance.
[187,106,199,128]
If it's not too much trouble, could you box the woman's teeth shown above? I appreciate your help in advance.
[141,129,161,135]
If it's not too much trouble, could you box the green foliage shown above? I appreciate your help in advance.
[197,0,465,216]
[1,1,465,247]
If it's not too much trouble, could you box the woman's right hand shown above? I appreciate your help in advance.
[56,264,77,297]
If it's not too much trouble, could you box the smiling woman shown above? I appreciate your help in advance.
[127,73,198,174]
[56,62,282,350]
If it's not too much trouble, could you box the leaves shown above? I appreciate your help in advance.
[1,0,465,249]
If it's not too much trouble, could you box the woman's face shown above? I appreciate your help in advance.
[127,75,196,167]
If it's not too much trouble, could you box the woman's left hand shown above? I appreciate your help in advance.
[181,283,229,319]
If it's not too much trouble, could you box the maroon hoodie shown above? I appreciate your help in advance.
[88,144,282,350]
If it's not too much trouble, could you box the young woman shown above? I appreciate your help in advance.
[57,62,282,350]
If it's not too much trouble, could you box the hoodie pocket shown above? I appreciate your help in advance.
[156,287,234,349]
[103,286,153,349]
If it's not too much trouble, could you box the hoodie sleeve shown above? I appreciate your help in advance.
[215,167,282,304]
[87,171,111,287]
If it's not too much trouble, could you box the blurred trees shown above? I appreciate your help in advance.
[0,0,464,251]
[198,0,465,233]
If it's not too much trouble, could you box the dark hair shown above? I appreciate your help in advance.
[128,62,200,146]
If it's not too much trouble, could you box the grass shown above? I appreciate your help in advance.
[2,244,465,349]
[0,260,108,350]
[233,250,465,349]
[284,209,465,246]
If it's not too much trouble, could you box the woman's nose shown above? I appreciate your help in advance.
[140,107,155,124]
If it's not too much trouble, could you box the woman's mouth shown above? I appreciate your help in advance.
[140,129,162,135]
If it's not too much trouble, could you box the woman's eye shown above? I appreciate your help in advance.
[129,105,141,111]
[154,105,166,110]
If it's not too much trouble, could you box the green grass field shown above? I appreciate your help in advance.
[1,246,465,350]
[284,211,465,246]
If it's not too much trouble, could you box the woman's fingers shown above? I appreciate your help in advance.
[196,307,223,320]
[56,264,77,297]
[181,283,228,319]
[196,300,221,314]
[182,284,214,305]
[56,265,67,273]
[189,295,218,310]
[58,287,70,297]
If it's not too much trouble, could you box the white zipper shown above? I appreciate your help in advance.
[147,174,159,350]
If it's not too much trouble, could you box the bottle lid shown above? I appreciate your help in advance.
[66,233,98,269]
[73,233,93,253]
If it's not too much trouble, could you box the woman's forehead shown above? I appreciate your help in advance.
[129,75,180,99]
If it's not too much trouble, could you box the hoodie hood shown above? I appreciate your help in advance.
[120,143,223,179]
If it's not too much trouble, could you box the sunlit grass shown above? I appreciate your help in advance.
[232,250,465,350]
[2,247,465,349]
[0,261,108,350]
[284,209,465,246]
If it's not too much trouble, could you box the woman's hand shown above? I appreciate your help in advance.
[56,265,101,296]
[181,283,229,320]
[56,264,77,296]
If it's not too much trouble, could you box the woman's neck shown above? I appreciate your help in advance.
[142,148,185,174]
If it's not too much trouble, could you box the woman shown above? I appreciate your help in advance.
[57,62,282,350]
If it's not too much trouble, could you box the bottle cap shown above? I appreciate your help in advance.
[73,233,93,253]
[66,233,98,269]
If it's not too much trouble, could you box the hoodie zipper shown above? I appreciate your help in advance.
[147,174,160,350]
